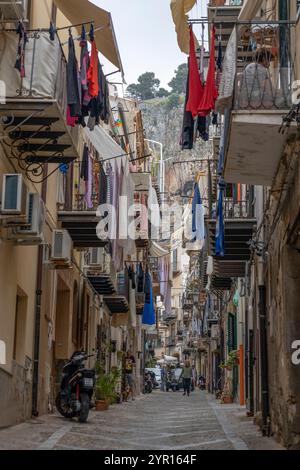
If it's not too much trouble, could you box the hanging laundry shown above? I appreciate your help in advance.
[196,116,209,142]
[142,270,155,326]
[79,25,91,107]
[181,69,194,150]
[215,182,225,257]
[128,266,136,290]
[192,181,205,242]
[137,263,145,293]
[198,25,218,117]
[87,38,99,99]
[15,22,28,78]
[81,144,93,209]
[99,162,108,205]
[186,26,204,118]
[67,33,81,118]
[66,106,78,127]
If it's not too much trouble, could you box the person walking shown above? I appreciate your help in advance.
[182,360,193,397]
[125,350,136,401]
[191,364,197,392]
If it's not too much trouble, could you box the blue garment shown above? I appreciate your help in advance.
[192,182,205,242]
[142,271,156,326]
[215,189,225,257]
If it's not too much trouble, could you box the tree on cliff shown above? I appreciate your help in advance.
[127,72,161,100]
[168,63,188,95]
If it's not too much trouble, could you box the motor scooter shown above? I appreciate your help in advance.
[55,350,95,423]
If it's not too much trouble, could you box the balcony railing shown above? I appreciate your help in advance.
[210,0,243,6]
[234,22,295,111]
[0,1,29,22]
[223,198,254,219]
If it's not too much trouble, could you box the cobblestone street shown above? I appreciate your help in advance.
[0,391,283,451]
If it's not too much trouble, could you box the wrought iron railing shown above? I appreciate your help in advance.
[234,22,295,110]
[223,198,254,219]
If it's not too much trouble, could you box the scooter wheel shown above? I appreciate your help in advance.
[55,393,75,419]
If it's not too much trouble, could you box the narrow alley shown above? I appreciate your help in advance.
[0,392,282,451]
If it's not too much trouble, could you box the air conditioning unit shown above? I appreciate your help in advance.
[88,247,105,266]
[0,0,29,22]
[1,174,28,223]
[50,230,72,267]
[8,193,45,243]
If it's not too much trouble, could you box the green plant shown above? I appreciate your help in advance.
[219,350,240,370]
[95,368,120,403]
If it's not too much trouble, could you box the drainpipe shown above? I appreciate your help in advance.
[257,186,270,434]
[258,283,270,436]
[32,166,48,417]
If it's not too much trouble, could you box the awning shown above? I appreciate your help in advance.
[54,0,124,76]
[150,241,170,258]
[84,124,126,167]
[170,0,199,54]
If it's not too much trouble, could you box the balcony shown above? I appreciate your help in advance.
[223,21,297,186]
[0,1,28,22]
[207,199,256,279]
[84,248,116,296]
[103,272,129,314]
[166,337,176,348]
[0,31,79,178]
[208,1,243,59]
[58,194,107,249]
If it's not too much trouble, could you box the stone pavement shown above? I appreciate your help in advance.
[0,391,284,450]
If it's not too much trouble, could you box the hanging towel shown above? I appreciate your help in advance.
[137,263,145,293]
[142,271,156,326]
[80,144,89,181]
[192,182,205,242]
[87,39,100,98]
[67,35,81,118]
[181,69,194,150]
[186,26,204,118]
[15,22,28,78]
[85,153,93,209]
[198,26,218,116]
[215,186,225,257]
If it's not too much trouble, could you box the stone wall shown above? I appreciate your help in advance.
[266,138,300,449]
[0,361,32,428]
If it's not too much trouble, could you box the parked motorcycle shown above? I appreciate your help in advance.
[144,371,153,393]
[56,350,96,423]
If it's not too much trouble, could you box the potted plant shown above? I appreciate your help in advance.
[95,367,120,411]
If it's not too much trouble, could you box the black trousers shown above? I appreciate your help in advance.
[183,378,191,395]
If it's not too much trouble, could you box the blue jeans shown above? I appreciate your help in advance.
[183,378,191,395]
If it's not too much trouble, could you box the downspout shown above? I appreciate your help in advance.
[32,166,48,417]
[258,283,270,436]
[257,185,270,435]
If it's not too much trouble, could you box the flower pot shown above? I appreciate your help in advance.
[222,396,233,404]
[95,400,109,411]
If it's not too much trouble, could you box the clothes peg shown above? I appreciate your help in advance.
[89,23,94,41]
[49,22,55,41]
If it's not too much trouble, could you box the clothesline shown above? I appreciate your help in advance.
[0,19,97,33]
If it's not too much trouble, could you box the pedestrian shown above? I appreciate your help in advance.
[160,365,166,392]
[191,364,197,392]
[125,350,136,401]
[198,375,206,391]
[182,360,192,397]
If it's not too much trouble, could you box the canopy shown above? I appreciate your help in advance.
[150,241,170,258]
[84,123,126,169]
[54,0,124,77]
[157,355,178,364]
[170,0,199,54]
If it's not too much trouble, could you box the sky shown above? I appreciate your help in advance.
[92,0,208,91]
